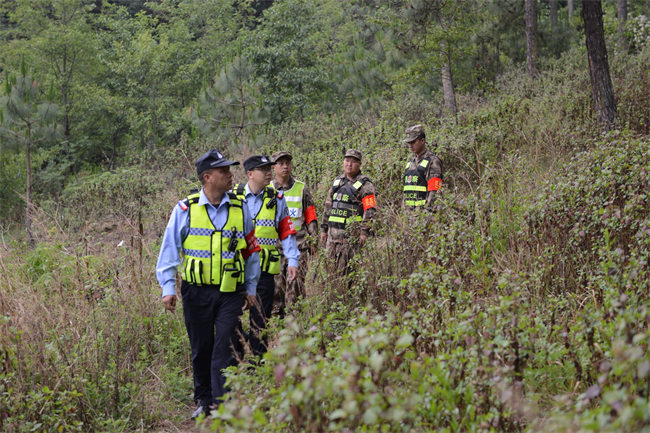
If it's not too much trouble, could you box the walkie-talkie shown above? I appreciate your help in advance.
[228,227,238,252]
[266,188,277,209]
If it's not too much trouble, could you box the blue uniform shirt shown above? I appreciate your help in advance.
[243,183,300,268]
[156,189,261,297]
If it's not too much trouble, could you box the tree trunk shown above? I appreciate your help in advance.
[582,0,617,130]
[440,42,457,116]
[25,127,34,246]
[525,0,538,77]
[617,0,627,49]
[568,0,574,21]
[550,0,558,32]
[62,50,70,138]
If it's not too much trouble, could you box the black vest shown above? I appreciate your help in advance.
[328,176,368,229]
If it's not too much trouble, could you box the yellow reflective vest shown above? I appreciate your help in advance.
[181,192,246,291]
[234,184,281,275]
[282,180,305,231]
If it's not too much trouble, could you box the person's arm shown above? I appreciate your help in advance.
[156,203,190,297]
[302,183,319,237]
[156,202,190,311]
[402,158,412,208]
[359,181,377,231]
[276,195,300,271]
[359,181,377,242]
[241,204,261,297]
[424,156,443,210]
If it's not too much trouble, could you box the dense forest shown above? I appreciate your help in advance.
[0,0,649,432]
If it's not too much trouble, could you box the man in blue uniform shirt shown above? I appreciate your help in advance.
[234,155,300,357]
[156,149,261,419]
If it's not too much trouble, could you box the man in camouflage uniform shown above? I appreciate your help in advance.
[320,149,377,277]
[271,151,318,314]
[402,124,443,210]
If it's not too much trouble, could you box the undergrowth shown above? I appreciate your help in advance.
[0,47,648,432]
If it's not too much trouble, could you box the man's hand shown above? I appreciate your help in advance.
[163,295,177,312]
[244,294,257,310]
[287,266,298,282]
[320,232,327,246]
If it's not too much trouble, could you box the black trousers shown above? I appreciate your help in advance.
[180,280,244,406]
[248,272,275,357]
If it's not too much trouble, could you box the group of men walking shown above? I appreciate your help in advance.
[155,124,443,419]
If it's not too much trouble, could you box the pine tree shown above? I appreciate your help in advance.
[0,56,61,245]
[192,55,269,151]
[582,0,617,130]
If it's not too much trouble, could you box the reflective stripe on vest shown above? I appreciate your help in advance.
[403,157,431,207]
[181,193,246,290]
[234,184,281,274]
[283,181,305,231]
[328,177,365,229]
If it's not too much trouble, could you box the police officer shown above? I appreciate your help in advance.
[156,149,261,419]
[320,149,377,275]
[402,124,443,209]
[233,155,299,357]
[271,150,318,314]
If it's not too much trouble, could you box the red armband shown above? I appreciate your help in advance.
[361,194,377,211]
[242,230,260,259]
[278,215,297,240]
[304,205,317,225]
[427,177,442,192]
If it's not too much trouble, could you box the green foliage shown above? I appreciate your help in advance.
[245,0,340,123]
[0,150,24,223]
[611,46,650,134]
[525,132,650,295]
[0,61,60,146]
[61,165,160,224]
[193,54,269,151]
[207,126,649,432]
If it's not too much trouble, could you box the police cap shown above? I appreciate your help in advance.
[195,149,239,176]
[244,155,276,171]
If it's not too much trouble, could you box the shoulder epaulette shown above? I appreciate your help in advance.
[178,198,190,211]
[234,183,246,197]
[179,193,199,211]
[227,192,243,207]
[351,175,370,191]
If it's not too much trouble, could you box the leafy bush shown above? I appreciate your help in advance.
[525,131,650,295]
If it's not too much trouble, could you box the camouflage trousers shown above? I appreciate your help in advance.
[325,238,356,280]
[273,249,310,315]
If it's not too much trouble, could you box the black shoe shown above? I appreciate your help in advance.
[190,405,207,420]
